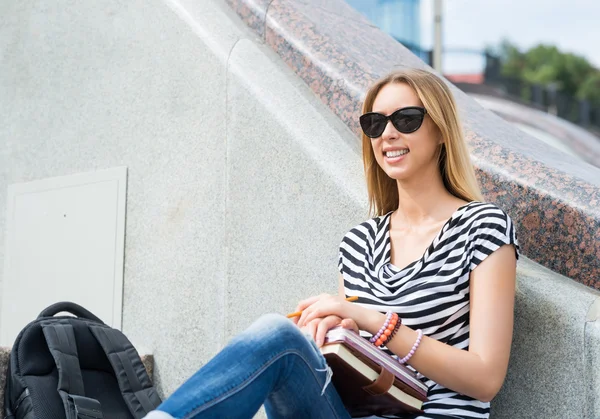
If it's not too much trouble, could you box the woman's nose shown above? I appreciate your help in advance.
[381,120,399,140]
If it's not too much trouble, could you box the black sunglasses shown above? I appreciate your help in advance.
[359,106,427,138]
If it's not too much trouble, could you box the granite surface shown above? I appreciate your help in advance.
[226,0,600,289]
[469,93,600,168]
[141,354,155,382]
[224,37,367,341]
[0,0,232,397]
[0,347,8,415]
[585,319,600,418]
[492,259,600,418]
[224,0,271,38]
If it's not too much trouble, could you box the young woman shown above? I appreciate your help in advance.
[144,68,519,419]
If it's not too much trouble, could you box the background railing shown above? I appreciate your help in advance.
[483,53,600,133]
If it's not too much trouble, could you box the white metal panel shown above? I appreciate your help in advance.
[1,167,127,346]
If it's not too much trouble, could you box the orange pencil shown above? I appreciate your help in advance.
[286,296,359,318]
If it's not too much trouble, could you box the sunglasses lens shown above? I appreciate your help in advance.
[392,108,424,133]
[360,114,387,138]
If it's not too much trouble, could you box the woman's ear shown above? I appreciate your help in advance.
[434,126,444,145]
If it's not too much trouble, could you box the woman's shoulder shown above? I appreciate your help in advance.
[455,201,514,226]
[457,201,520,258]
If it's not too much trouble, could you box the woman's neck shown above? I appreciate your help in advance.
[394,170,465,226]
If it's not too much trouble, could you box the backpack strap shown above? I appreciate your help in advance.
[41,322,103,419]
[88,325,161,418]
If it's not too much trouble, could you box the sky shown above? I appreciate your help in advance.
[419,0,600,74]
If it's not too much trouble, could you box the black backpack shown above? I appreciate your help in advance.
[3,302,162,419]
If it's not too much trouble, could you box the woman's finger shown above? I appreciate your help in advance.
[297,302,319,328]
[340,318,359,334]
[293,297,321,326]
[295,294,325,313]
[304,318,320,342]
[315,315,342,347]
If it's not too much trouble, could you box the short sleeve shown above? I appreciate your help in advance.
[337,230,359,279]
[468,205,519,271]
[338,241,345,277]
[337,218,378,283]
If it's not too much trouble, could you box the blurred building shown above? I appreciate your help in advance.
[346,0,430,63]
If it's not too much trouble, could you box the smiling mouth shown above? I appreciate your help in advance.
[385,149,409,158]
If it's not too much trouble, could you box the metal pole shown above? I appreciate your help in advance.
[433,0,443,73]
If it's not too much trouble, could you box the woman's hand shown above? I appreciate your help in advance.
[299,315,359,347]
[294,293,359,330]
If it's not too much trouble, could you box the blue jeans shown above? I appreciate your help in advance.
[156,313,353,418]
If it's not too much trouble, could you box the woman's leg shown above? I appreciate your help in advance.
[147,313,351,419]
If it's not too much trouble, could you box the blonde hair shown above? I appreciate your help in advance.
[361,68,483,216]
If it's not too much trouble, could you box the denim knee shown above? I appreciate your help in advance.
[247,313,299,336]
[244,313,312,350]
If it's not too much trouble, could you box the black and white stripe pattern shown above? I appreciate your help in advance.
[339,202,519,419]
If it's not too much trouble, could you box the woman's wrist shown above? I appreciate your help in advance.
[352,306,422,363]
[352,304,387,334]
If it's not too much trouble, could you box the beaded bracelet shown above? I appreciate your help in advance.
[399,329,423,365]
[369,312,401,348]
[381,314,401,347]
[369,312,394,346]
[369,312,393,344]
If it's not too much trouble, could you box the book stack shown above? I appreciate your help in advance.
[320,327,428,418]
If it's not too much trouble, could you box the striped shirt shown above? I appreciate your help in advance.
[338,201,519,419]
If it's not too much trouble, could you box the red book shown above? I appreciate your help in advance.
[320,327,428,417]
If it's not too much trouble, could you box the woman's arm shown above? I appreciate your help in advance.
[338,273,345,298]
[299,243,516,402]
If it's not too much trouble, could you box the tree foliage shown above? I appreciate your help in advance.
[492,39,600,105]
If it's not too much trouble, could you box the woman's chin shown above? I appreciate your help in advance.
[383,167,411,181]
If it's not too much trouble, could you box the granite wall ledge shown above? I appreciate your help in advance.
[225,0,600,290]
[223,0,271,38]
